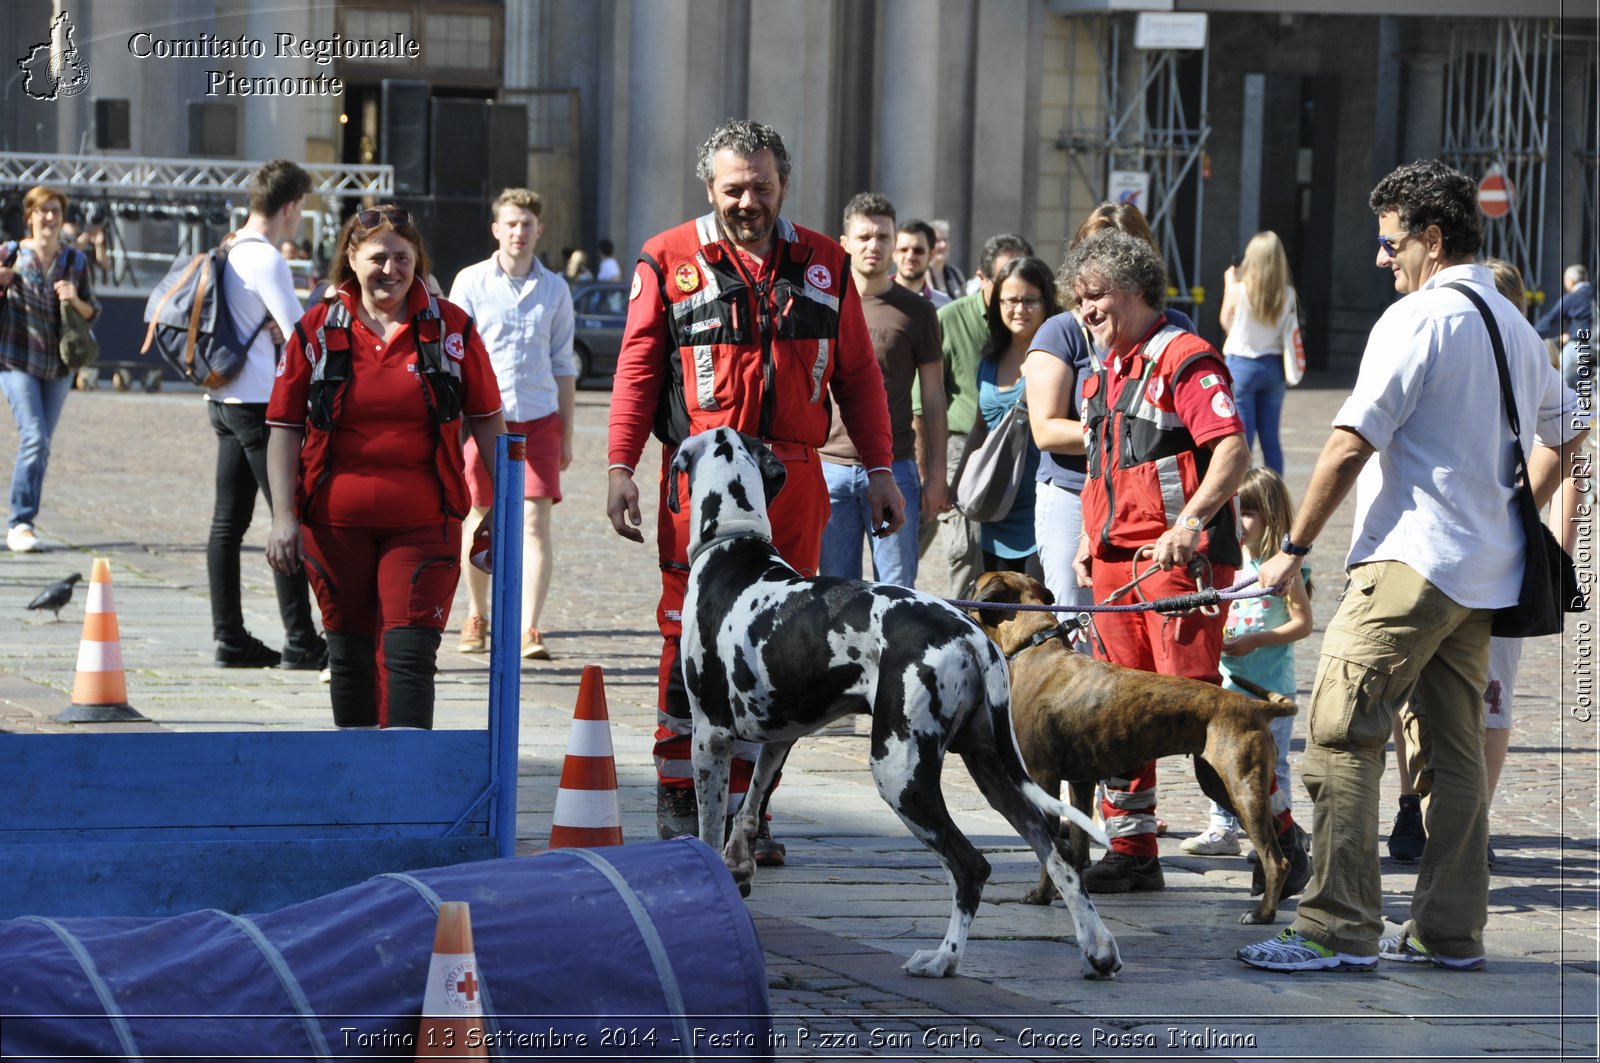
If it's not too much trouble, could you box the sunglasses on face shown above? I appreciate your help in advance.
[1376,231,1412,258]
[356,208,413,230]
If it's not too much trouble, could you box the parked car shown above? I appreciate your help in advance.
[570,281,628,386]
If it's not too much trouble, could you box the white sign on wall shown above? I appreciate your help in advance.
[1108,170,1152,211]
[1134,13,1208,51]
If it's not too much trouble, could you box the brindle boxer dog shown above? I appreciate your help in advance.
[669,427,1121,979]
[968,570,1305,925]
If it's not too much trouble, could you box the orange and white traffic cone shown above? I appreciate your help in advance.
[415,901,488,1060]
[55,558,148,723]
[547,665,623,849]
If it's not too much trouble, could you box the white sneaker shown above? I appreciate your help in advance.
[6,524,40,553]
[1180,828,1242,856]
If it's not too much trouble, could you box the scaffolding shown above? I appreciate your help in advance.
[0,151,393,288]
[1057,15,1211,309]
[1440,18,1554,294]
[0,151,392,200]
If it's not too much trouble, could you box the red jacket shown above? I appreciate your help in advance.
[607,213,893,470]
[1081,323,1242,565]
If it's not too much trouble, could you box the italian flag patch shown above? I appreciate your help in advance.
[1199,373,1221,389]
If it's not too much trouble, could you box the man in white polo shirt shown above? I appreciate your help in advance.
[1238,159,1588,975]
[449,188,577,660]
[209,159,325,671]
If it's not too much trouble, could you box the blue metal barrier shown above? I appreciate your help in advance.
[0,434,527,917]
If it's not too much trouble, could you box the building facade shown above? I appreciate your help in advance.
[2,0,1593,366]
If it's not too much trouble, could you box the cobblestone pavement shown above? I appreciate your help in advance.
[1,379,1596,1061]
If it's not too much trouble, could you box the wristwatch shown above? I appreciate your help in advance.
[1176,514,1203,533]
[1280,534,1311,556]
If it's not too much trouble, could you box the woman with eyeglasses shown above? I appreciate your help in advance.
[1218,231,1298,473]
[0,185,98,554]
[975,256,1059,575]
[265,206,506,729]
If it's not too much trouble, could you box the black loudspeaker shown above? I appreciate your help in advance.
[381,79,430,195]
[187,101,238,157]
[421,198,494,292]
[430,98,490,199]
[487,102,529,195]
[94,99,130,150]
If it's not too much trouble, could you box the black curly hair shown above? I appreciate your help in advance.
[1368,160,1483,261]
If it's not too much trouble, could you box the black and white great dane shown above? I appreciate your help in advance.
[668,427,1121,979]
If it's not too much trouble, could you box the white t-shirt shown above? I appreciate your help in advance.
[1222,283,1294,358]
[1335,263,1586,609]
[210,230,303,404]
[595,255,622,282]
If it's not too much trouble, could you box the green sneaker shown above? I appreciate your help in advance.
[1379,933,1485,971]
[1237,929,1377,972]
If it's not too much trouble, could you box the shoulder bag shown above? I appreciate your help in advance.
[954,394,1031,523]
[56,248,98,370]
[1280,290,1305,387]
[1445,281,1585,638]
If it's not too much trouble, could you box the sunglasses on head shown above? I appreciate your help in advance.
[356,208,412,230]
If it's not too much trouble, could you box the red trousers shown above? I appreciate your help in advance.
[653,442,828,801]
[302,519,461,727]
[1090,556,1232,856]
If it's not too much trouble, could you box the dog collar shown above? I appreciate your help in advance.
[1006,617,1084,662]
[688,531,767,567]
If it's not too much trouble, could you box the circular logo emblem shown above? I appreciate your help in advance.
[806,263,832,290]
[1211,391,1236,419]
[444,332,465,361]
[630,270,642,301]
[274,351,287,378]
[442,958,479,1013]
[1146,377,1165,403]
[675,263,700,293]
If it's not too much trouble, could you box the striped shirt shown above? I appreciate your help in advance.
[0,244,97,380]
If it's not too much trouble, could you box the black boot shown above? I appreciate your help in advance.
[325,630,376,727]
[1250,822,1312,899]
[383,626,442,729]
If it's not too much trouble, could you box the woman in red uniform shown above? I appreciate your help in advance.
[265,207,505,728]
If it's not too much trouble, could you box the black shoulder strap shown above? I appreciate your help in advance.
[1444,280,1525,448]
[1445,280,1538,505]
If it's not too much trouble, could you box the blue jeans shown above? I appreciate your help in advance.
[1225,354,1286,473]
[1,369,72,528]
[820,459,921,587]
[1034,480,1093,613]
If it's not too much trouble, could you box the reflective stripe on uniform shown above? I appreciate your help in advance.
[808,339,829,402]
[693,345,718,410]
[1155,454,1186,526]
[1104,811,1158,838]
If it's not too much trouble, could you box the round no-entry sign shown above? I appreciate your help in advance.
[1479,171,1513,219]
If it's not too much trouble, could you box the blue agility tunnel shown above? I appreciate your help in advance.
[0,839,773,1061]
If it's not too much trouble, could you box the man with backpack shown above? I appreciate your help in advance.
[205,159,325,670]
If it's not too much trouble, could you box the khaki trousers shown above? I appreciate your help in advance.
[1291,561,1493,959]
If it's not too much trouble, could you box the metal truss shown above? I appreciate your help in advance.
[0,151,392,200]
[1441,18,1554,294]
[1057,15,1211,309]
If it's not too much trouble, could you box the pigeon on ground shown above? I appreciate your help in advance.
[26,573,82,621]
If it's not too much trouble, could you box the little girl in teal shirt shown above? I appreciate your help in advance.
[1181,466,1312,855]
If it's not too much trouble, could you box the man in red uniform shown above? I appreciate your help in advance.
[1066,229,1262,892]
[606,119,902,862]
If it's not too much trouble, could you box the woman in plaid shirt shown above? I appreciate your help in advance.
[0,184,98,553]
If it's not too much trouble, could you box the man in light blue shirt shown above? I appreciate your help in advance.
[449,188,577,661]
